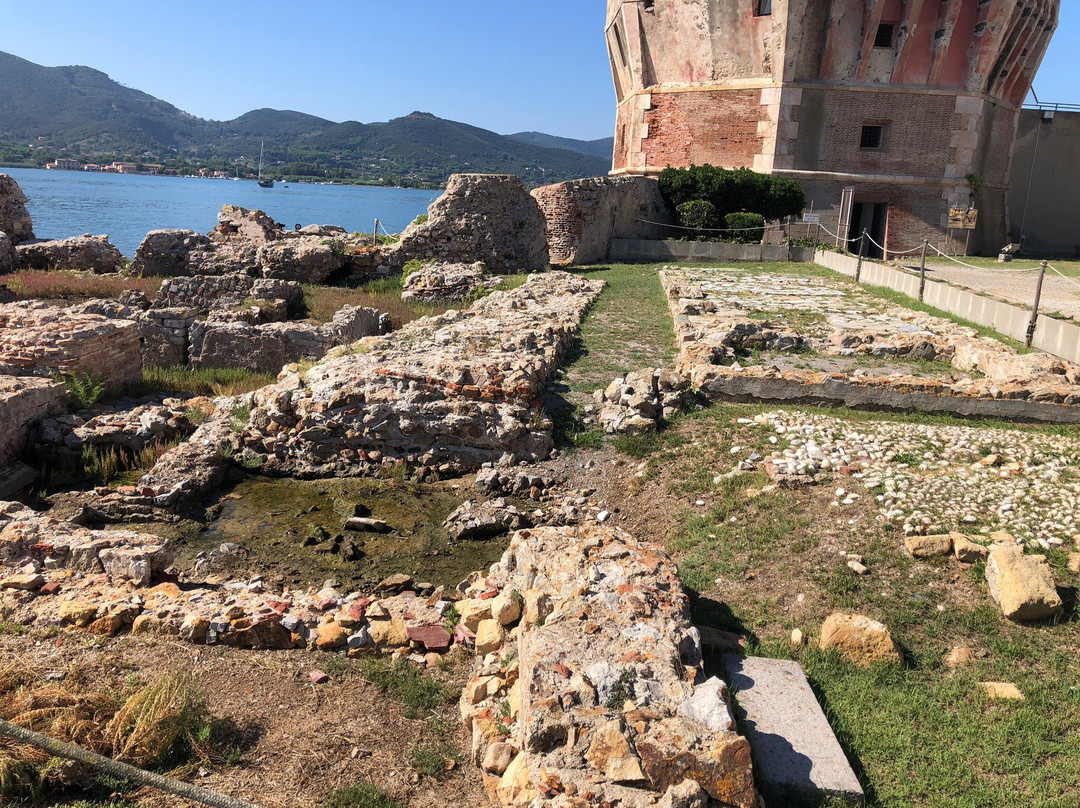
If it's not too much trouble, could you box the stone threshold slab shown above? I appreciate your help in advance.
[722,654,863,806]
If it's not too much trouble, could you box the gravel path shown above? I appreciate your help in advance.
[912,259,1080,321]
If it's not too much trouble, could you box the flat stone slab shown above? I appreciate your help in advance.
[723,654,863,806]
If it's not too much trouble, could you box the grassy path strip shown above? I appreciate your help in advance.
[562,263,676,402]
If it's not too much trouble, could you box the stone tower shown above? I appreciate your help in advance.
[606,0,1059,254]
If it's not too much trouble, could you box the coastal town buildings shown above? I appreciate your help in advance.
[606,0,1059,255]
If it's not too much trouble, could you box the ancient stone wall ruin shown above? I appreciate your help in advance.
[0,173,34,244]
[390,174,549,274]
[188,305,389,373]
[0,302,142,390]
[15,235,124,274]
[531,176,674,265]
[0,376,66,466]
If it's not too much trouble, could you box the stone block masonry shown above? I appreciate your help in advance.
[0,376,66,466]
[0,302,142,391]
[531,177,673,265]
[460,524,757,808]
[235,271,602,480]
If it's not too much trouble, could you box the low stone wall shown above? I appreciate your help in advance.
[660,269,1080,423]
[611,239,816,264]
[0,376,66,466]
[461,524,757,808]
[142,307,200,367]
[189,305,389,373]
[531,176,673,265]
[0,302,142,390]
[15,234,124,273]
[231,272,602,481]
[815,249,1080,365]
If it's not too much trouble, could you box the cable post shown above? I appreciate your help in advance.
[918,241,928,302]
[1026,260,1048,347]
[855,228,867,283]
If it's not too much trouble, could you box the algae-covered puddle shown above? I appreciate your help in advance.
[180,475,508,591]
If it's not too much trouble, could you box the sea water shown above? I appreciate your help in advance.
[2,167,441,258]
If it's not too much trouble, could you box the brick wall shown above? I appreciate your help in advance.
[642,89,766,170]
[797,178,953,254]
[803,90,956,177]
[0,303,143,390]
[0,376,66,465]
[531,177,674,265]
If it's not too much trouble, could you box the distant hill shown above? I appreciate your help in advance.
[509,131,614,160]
[0,51,611,186]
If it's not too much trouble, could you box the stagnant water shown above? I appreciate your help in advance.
[176,475,508,591]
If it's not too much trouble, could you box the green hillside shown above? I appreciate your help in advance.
[509,131,614,160]
[0,51,610,186]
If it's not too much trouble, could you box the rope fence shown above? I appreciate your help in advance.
[633,216,787,234]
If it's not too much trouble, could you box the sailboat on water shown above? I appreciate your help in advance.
[257,140,274,188]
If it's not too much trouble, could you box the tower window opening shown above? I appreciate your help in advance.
[756,0,772,16]
[875,23,896,48]
[861,124,885,149]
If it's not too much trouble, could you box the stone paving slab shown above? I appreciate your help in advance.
[722,654,863,806]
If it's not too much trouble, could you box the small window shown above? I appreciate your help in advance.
[756,0,772,16]
[861,125,884,149]
[875,23,896,48]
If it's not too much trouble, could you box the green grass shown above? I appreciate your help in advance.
[353,658,457,719]
[562,263,677,397]
[649,399,1080,807]
[126,366,275,398]
[324,783,402,808]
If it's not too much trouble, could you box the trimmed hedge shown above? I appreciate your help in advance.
[658,164,805,223]
[676,200,722,239]
[724,212,766,244]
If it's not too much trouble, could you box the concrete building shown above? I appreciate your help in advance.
[1008,107,1080,257]
[607,0,1059,256]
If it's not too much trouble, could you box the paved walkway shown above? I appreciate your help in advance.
[901,259,1080,322]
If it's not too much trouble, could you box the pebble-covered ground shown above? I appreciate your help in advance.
[745,410,1080,548]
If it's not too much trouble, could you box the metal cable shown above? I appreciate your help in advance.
[863,232,925,256]
[0,719,266,808]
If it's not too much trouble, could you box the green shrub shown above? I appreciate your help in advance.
[401,258,426,280]
[659,164,804,222]
[675,200,722,240]
[411,213,429,227]
[724,212,766,244]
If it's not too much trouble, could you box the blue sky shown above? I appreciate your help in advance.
[0,0,1076,141]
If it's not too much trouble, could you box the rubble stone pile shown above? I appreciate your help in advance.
[130,209,364,283]
[401,261,503,302]
[459,524,757,808]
